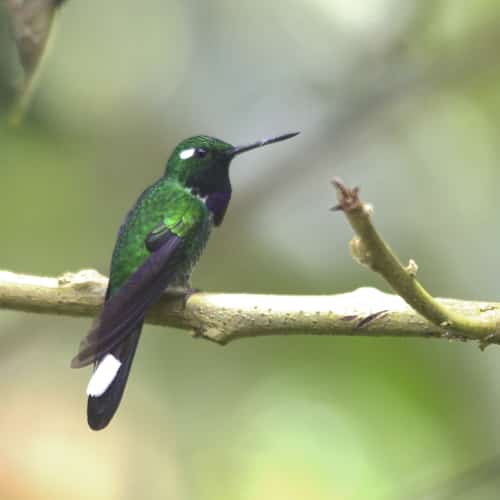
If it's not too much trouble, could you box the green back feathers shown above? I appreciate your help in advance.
[108,179,208,295]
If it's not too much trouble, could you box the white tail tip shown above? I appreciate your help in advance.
[86,354,122,397]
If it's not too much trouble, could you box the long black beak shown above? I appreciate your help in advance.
[227,131,299,158]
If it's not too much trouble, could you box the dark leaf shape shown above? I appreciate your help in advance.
[4,0,66,124]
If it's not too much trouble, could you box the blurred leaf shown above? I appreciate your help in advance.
[4,0,66,125]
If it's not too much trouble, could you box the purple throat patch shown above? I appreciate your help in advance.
[206,192,231,226]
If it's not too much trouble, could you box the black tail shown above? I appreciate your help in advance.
[87,325,142,431]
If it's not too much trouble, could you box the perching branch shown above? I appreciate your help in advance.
[0,269,499,346]
[332,178,499,348]
[0,181,498,347]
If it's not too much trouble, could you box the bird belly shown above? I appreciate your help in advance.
[170,214,213,287]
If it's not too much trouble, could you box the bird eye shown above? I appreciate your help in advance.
[195,148,208,158]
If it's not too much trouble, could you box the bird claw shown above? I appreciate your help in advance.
[166,285,201,307]
[184,286,201,298]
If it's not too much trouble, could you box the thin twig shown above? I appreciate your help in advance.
[332,178,499,348]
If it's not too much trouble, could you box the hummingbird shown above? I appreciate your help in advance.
[71,131,299,430]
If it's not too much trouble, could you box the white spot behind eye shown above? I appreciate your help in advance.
[180,148,196,160]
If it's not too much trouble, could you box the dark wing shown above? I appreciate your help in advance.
[71,189,208,430]
[71,227,183,368]
[72,225,187,430]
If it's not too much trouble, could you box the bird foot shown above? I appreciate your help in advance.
[166,285,201,306]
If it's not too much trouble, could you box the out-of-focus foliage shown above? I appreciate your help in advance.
[3,0,66,125]
[2,1,500,498]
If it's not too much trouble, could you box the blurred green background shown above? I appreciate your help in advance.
[2,1,500,499]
